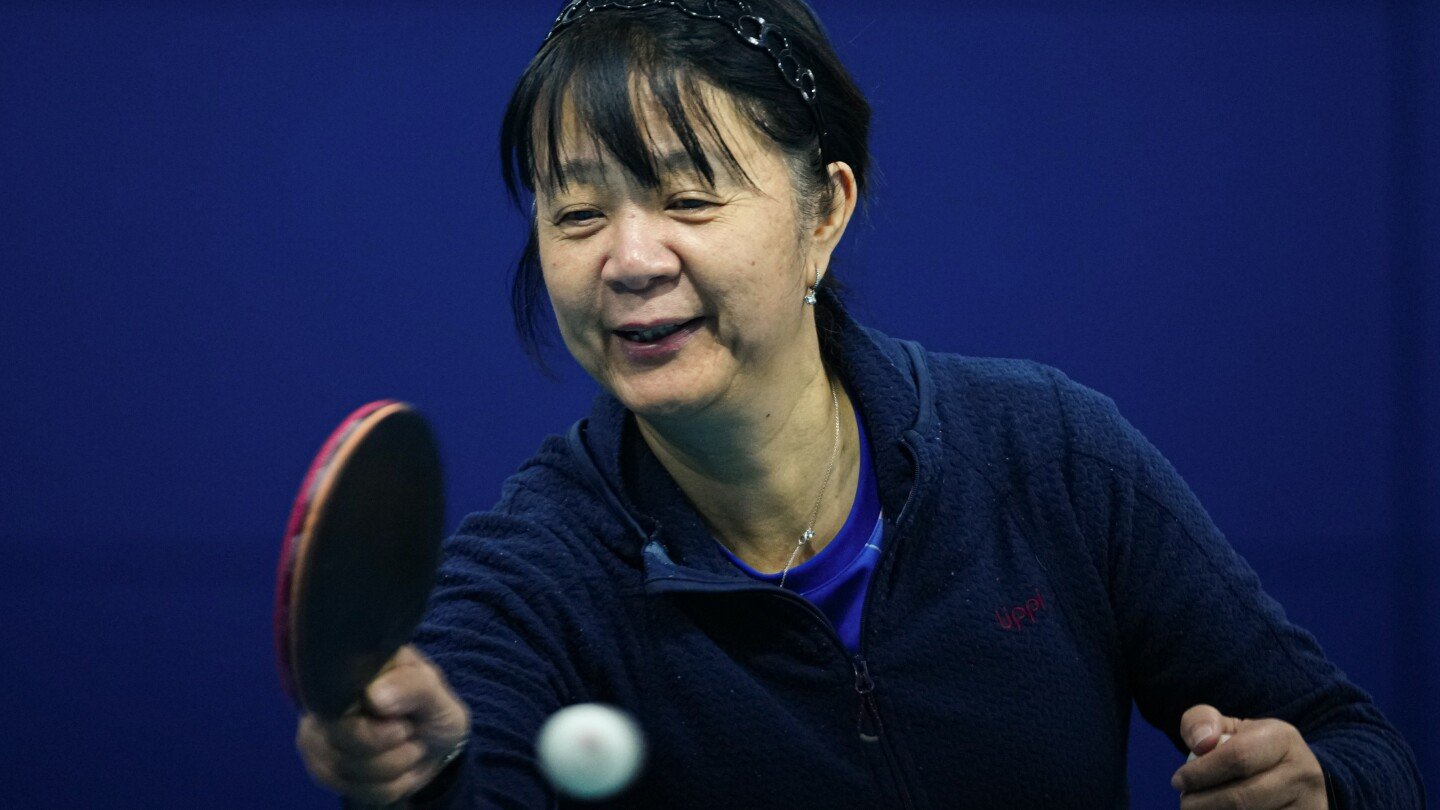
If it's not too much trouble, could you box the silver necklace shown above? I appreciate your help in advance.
[779,381,842,589]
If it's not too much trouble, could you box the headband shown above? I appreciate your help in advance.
[544,0,828,147]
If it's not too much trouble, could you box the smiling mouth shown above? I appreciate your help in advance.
[615,318,702,343]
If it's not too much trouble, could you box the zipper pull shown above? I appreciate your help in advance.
[853,655,881,741]
[852,655,875,695]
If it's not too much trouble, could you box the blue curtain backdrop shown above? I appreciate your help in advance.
[1,2,1435,805]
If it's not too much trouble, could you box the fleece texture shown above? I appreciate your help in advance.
[406,296,1423,809]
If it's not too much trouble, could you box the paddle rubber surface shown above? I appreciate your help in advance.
[274,400,444,718]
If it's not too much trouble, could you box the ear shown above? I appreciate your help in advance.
[808,161,859,278]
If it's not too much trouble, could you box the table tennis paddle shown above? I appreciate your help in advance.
[274,400,445,719]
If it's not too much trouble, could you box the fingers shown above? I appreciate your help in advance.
[332,739,429,784]
[1172,718,1300,793]
[327,712,415,757]
[1178,704,1240,756]
[1171,712,1328,809]
[1179,762,1309,810]
[364,646,432,717]
[296,646,471,804]
[297,712,435,802]
[364,646,470,739]
[1186,733,1230,763]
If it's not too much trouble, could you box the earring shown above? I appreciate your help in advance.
[804,267,821,305]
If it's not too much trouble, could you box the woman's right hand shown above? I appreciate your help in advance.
[296,645,471,805]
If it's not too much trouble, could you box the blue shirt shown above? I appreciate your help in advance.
[717,409,883,653]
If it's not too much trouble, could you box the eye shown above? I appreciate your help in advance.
[668,197,717,214]
[556,208,602,226]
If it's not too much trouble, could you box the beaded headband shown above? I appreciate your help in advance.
[543,0,828,147]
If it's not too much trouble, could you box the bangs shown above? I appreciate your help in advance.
[502,14,753,202]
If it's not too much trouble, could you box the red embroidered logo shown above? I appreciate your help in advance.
[995,588,1046,631]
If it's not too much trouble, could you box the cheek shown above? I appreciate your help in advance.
[538,247,590,321]
[542,278,592,347]
[538,258,609,375]
[714,243,806,317]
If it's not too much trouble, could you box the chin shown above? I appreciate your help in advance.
[617,388,707,420]
[610,373,721,422]
[595,340,732,420]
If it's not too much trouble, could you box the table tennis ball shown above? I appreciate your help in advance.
[1186,732,1233,762]
[536,703,646,800]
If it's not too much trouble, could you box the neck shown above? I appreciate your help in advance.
[636,363,861,574]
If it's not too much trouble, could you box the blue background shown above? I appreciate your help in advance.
[1,1,1435,805]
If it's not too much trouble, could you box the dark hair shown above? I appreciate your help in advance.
[499,0,871,362]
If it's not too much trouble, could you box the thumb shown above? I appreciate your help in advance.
[365,646,467,737]
[385,643,426,672]
[362,645,430,717]
[1179,704,1227,753]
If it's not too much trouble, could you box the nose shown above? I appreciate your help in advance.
[600,210,680,293]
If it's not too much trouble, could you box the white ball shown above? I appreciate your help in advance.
[536,703,646,800]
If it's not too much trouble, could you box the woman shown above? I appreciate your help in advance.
[296,1,1424,806]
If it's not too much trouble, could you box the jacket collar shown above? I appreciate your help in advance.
[570,291,935,586]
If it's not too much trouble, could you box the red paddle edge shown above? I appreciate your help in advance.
[273,399,402,708]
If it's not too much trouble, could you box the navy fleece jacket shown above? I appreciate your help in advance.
[408,297,1423,808]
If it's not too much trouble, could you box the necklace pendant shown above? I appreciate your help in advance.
[801,528,815,543]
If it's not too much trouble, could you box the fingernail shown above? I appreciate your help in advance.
[1191,723,1216,748]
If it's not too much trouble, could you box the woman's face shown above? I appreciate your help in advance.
[535,91,840,421]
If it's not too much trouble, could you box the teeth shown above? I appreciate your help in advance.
[625,323,684,342]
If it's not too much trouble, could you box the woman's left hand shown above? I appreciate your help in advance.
[1171,704,1327,809]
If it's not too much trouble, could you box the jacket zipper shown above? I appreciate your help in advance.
[852,654,881,741]
[640,432,929,809]
[849,432,924,809]
[788,433,925,810]
[852,654,916,808]
[769,590,916,810]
